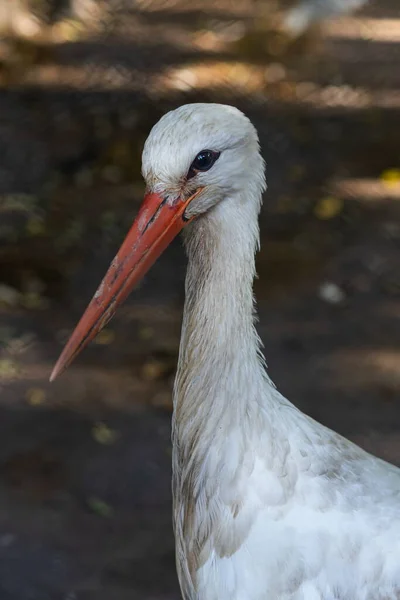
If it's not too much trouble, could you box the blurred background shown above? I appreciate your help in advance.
[0,0,399,597]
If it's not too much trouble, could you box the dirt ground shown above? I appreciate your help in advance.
[0,0,399,597]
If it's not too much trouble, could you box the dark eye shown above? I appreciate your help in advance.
[187,150,220,179]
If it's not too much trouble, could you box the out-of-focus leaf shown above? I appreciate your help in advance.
[380,169,400,188]
[0,284,21,307]
[0,359,19,381]
[94,329,115,345]
[0,194,37,213]
[87,497,114,518]
[92,422,118,445]
[22,292,49,310]
[26,388,46,406]
[314,197,343,220]
[141,360,169,381]
[52,19,86,42]
[7,333,35,355]
[138,327,154,341]
[26,218,46,236]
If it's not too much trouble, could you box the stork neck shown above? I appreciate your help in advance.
[174,193,273,427]
[183,200,258,354]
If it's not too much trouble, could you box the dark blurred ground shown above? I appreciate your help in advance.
[0,0,399,597]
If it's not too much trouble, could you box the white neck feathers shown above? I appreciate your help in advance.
[173,190,279,460]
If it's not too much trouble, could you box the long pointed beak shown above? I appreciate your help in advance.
[50,189,200,381]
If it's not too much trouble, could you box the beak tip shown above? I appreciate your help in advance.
[49,361,62,382]
[49,369,57,383]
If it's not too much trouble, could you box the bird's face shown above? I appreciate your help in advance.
[141,103,262,220]
[50,103,264,380]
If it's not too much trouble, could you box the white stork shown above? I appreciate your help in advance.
[51,103,400,600]
[283,0,368,35]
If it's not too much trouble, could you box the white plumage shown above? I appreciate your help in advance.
[142,104,400,600]
[52,103,400,600]
[284,0,368,35]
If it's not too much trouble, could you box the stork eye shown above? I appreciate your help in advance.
[187,150,220,179]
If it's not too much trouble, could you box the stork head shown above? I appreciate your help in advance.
[50,103,265,380]
[142,103,264,219]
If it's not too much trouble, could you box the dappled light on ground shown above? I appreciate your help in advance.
[323,17,400,42]
[332,176,400,201]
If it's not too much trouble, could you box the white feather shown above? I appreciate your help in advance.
[284,0,368,35]
[141,103,400,600]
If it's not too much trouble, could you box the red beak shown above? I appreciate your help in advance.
[50,189,200,381]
